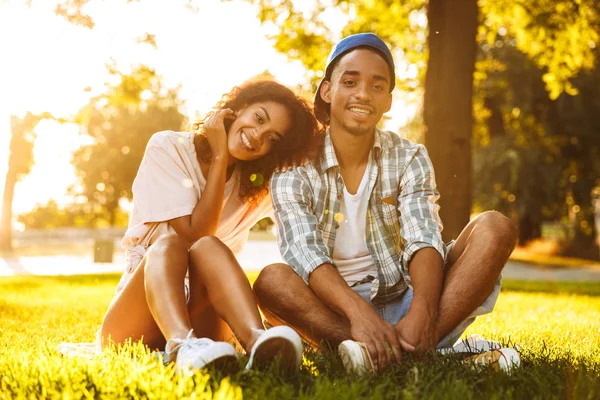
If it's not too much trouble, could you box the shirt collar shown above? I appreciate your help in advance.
[320,128,384,171]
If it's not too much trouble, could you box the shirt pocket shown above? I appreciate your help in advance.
[375,191,401,245]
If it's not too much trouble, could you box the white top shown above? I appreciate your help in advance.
[332,161,378,286]
[115,130,272,293]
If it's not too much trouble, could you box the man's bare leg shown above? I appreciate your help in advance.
[435,211,518,342]
[253,264,351,349]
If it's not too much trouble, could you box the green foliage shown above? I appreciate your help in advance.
[473,32,600,247]
[250,0,426,92]
[71,65,184,226]
[1,274,599,398]
[481,0,600,99]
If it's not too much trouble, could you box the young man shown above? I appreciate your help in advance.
[254,33,518,372]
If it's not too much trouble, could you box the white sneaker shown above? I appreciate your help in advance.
[338,340,375,375]
[463,348,521,373]
[245,326,303,373]
[166,330,238,373]
[438,334,502,355]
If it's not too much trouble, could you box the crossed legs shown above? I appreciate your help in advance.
[99,234,265,353]
[254,211,518,348]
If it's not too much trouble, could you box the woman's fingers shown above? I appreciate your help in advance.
[201,109,236,129]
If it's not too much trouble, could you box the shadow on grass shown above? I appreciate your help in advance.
[502,279,600,296]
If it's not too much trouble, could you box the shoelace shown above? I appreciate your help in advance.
[468,350,502,367]
[165,329,213,364]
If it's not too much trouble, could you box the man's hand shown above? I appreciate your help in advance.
[349,302,413,370]
[394,300,438,355]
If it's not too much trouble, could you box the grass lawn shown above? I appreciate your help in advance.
[0,274,599,399]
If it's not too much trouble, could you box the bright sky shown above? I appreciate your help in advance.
[0,0,417,216]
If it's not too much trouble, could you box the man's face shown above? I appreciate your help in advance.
[320,48,392,137]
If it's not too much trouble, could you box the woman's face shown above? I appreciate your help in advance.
[227,101,292,161]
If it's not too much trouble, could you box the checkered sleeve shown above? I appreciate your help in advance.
[398,145,445,282]
[270,169,333,285]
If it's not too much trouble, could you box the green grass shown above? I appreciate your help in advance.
[1,275,599,399]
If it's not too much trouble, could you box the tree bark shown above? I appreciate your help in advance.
[0,169,16,252]
[424,0,478,241]
[518,214,542,245]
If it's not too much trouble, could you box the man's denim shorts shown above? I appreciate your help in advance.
[351,241,502,349]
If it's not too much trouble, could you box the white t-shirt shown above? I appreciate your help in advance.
[115,130,272,294]
[332,162,377,286]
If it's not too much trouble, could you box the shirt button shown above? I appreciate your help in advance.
[337,194,342,200]
[335,224,339,229]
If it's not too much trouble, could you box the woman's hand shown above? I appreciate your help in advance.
[197,108,236,160]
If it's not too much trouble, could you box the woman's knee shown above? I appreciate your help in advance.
[145,233,189,275]
[189,235,227,257]
[148,233,188,256]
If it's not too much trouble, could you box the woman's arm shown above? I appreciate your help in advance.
[168,109,235,246]
[168,156,228,245]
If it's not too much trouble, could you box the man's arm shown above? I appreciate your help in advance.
[395,145,445,352]
[271,169,409,367]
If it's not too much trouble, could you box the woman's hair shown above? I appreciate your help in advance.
[193,79,320,204]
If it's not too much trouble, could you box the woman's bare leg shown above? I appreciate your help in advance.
[187,236,265,353]
[100,234,208,349]
[186,278,239,349]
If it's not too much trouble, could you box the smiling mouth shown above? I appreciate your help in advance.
[241,131,256,151]
[348,106,373,116]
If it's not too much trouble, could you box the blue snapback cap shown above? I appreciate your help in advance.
[314,33,395,124]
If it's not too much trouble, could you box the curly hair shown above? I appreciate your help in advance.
[193,80,320,204]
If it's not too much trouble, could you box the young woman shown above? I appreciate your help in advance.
[99,80,319,373]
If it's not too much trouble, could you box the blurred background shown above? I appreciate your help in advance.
[0,0,598,268]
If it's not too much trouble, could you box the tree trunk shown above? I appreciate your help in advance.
[424,0,478,241]
[518,214,542,245]
[0,169,16,252]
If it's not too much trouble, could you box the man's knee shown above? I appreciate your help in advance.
[254,263,296,302]
[475,211,518,248]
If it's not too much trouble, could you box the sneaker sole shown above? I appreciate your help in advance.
[210,354,240,374]
[189,343,239,371]
[338,340,374,375]
[252,337,299,373]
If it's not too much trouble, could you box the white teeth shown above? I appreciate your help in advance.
[349,107,370,115]
[241,132,254,151]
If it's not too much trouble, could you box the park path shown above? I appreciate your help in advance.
[1,240,599,281]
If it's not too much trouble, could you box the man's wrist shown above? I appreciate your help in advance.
[409,295,439,319]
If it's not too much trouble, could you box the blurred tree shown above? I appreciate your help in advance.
[0,113,51,251]
[474,31,599,253]
[71,65,184,226]
[423,0,478,240]
[17,200,69,229]
[17,198,130,229]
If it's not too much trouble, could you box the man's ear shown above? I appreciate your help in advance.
[320,81,332,105]
[383,92,392,113]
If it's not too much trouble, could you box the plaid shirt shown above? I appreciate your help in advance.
[271,129,445,304]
